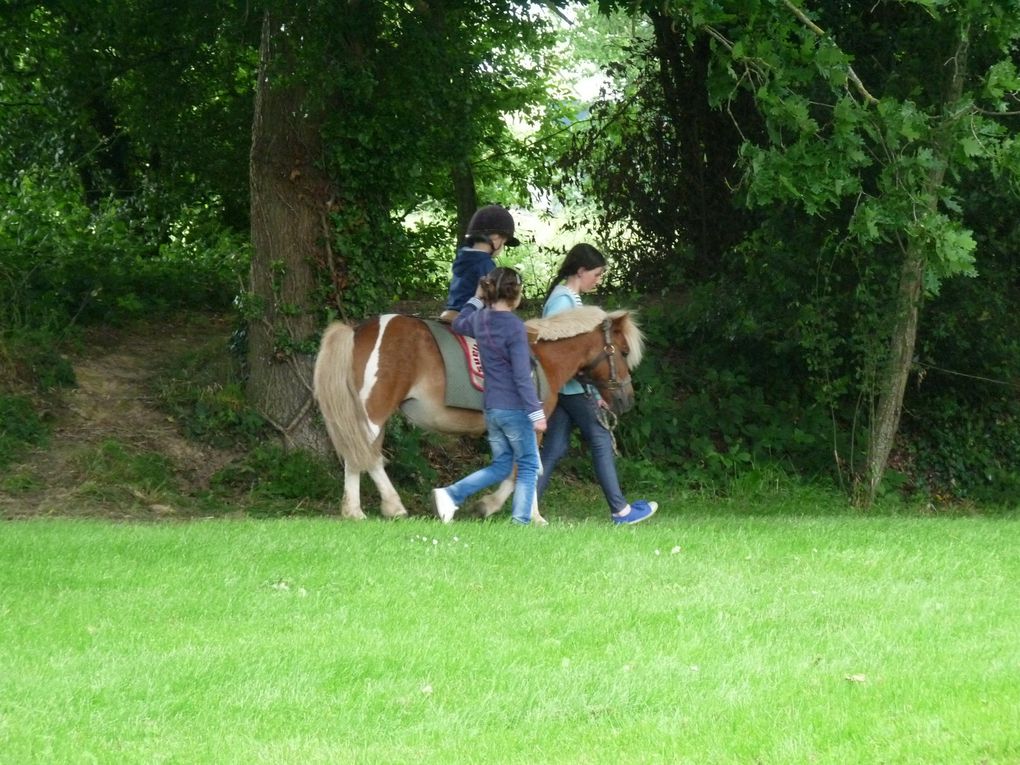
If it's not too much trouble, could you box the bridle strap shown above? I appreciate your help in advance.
[576,318,622,391]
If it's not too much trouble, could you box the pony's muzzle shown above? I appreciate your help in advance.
[608,380,634,414]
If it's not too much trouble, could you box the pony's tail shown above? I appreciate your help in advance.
[313,322,381,471]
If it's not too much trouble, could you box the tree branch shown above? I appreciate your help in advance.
[782,0,879,106]
[975,108,1020,117]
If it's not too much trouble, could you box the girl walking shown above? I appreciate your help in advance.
[538,244,657,525]
[432,267,547,524]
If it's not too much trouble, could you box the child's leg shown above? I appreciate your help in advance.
[504,411,541,524]
[444,411,515,507]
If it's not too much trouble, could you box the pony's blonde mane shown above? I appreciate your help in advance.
[526,306,644,369]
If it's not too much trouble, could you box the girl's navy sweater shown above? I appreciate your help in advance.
[452,298,544,422]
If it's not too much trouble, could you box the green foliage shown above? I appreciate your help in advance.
[0,470,42,494]
[902,184,1020,502]
[0,324,71,475]
[161,381,267,449]
[0,328,76,392]
[156,323,266,448]
[152,204,251,311]
[399,215,459,300]
[555,14,754,290]
[381,418,442,490]
[4,0,1020,506]
[613,300,844,488]
[75,440,177,494]
[905,394,1020,504]
[1,2,253,339]
[0,394,48,470]
[250,2,566,322]
[0,2,258,231]
[210,444,341,506]
[573,1,1020,501]
[0,171,248,330]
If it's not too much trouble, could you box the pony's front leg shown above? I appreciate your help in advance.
[368,460,409,519]
[531,493,547,526]
[341,464,367,520]
[477,476,514,518]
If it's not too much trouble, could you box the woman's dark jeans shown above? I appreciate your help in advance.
[537,392,627,514]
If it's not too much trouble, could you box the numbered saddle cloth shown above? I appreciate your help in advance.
[424,320,548,411]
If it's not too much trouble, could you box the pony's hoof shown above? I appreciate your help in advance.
[476,501,502,519]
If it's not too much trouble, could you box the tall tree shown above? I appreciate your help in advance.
[244,1,562,450]
[595,0,1020,503]
[247,6,336,452]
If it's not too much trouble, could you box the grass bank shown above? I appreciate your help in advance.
[1,502,1018,763]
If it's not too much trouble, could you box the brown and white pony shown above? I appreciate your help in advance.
[313,306,644,521]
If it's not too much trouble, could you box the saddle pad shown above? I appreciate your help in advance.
[424,320,551,412]
[426,321,484,410]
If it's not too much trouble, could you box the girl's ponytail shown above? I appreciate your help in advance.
[479,267,523,307]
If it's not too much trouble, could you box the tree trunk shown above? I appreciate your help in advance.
[859,248,925,505]
[648,12,754,275]
[247,9,332,455]
[452,161,478,242]
[858,27,969,506]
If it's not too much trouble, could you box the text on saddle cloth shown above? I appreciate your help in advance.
[453,332,485,392]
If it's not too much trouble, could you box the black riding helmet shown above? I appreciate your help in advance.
[465,204,520,247]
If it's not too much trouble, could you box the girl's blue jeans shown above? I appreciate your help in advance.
[445,408,541,524]
[537,392,627,514]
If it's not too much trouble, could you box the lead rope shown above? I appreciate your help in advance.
[589,393,620,456]
[598,406,620,456]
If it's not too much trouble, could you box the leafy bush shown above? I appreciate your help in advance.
[156,323,266,448]
[381,418,442,488]
[0,171,247,332]
[0,394,48,469]
[161,381,267,449]
[612,298,841,489]
[75,440,177,493]
[1,329,76,391]
[904,393,1020,505]
[901,190,1020,504]
[211,445,342,505]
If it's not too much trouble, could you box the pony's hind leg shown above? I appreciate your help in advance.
[341,465,367,520]
[368,460,409,519]
[476,476,546,525]
[477,477,514,518]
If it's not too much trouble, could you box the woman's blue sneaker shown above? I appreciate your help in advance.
[612,500,658,525]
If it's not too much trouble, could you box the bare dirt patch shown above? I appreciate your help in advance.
[1,314,242,519]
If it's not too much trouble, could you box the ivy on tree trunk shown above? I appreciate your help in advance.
[248,9,333,455]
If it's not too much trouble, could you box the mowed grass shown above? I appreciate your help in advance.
[1,495,1018,764]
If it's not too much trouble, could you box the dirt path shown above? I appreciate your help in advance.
[1,315,240,519]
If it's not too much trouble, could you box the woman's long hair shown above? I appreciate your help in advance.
[544,243,607,303]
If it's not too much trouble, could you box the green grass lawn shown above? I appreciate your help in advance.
[1,494,1018,764]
